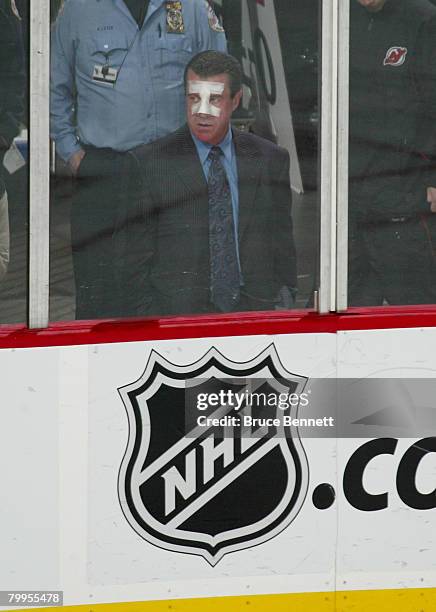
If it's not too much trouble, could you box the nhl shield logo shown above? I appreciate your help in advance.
[118,344,309,565]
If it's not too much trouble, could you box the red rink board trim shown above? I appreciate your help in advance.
[1,305,436,348]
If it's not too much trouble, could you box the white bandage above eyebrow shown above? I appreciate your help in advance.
[189,80,224,117]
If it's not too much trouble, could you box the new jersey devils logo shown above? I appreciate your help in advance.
[383,46,408,67]
[118,345,309,565]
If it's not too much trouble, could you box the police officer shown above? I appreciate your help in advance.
[50,0,227,319]
[349,0,436,305]
[0,0,25,281]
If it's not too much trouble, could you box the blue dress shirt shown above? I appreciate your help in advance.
[50,0,227,161]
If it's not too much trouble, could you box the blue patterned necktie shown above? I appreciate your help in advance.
[207,146,240,312]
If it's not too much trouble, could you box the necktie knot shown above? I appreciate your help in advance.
[208,146,223,163]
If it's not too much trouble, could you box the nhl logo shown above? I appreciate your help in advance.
[118,345,309,565]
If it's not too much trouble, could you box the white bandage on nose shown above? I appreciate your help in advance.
[189,80,224,117]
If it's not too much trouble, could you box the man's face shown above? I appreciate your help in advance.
[356,0,387,12]
[186,70,242,145]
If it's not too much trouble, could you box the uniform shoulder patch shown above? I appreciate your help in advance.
[205,1,224,33]
[10,0,21,20]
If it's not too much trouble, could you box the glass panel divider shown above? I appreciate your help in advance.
[29,0,50,328]
[336,0,350,312]
[319,0,339,313]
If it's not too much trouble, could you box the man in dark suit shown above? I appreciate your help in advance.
[123,51,296,316]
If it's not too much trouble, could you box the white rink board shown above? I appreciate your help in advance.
[0,329,435,608]
[336,328,436,593]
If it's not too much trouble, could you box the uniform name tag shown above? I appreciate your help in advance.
[92,64,118,84]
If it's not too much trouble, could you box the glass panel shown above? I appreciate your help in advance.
[49,0,320,321]
[0,0,28,324]
[348,0,436,307]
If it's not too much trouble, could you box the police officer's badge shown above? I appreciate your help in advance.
[206,1,224,33]
[166,1,184,34]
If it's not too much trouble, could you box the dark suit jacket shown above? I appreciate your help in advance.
[123,124,297,316]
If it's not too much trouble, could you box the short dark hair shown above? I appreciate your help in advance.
[184,51,243,98]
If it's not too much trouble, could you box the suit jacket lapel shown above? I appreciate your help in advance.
[168,126,262,243]
[167,125,209,276]
[171,125,208,200]
[233,129,262,242]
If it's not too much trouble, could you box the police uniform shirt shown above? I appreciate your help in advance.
[50,0,227,162]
